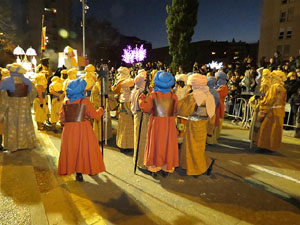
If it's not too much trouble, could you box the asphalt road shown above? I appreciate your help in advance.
[0,120,300,225]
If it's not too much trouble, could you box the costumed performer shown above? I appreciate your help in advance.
[0,68,10,151]
[253,70,286,153]
[206,76,220,140]
[58,78,106,182]
[90,73,113,141]
[63,68,77,92]
[178,74,215,176]
[111,67,134,150]
[0,63,36,151]
[207,71,228,144]
[131,69,150,169]
[174,73,190,144]
[33,72,49,130]
[82,64,96,98]
[49,76,64,128]
[139,71,178,177]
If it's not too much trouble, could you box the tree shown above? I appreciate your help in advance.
[166,0,199,74]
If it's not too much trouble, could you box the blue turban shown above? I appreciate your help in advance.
[215,71,227,89]
[66,78,87,103]
[207,76,219,106]
[0,72,33,92]
[154,71,175,94]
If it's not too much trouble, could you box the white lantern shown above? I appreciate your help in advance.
[26,47,37,56]
[13,46,25,55]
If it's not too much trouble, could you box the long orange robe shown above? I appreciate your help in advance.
[255,84,286,151]
[139,91,179,172]
[58,98,105,175]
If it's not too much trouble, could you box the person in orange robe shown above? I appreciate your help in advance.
[58,78,105,182]
[139,71,178,178]
[207,71,228,144]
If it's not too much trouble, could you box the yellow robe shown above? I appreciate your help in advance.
[112,80,134,149]
[178,94,213,175]
[90,81,113,141]
[33,85,49,123]
[49,82,64,124]
[254,83,286,151]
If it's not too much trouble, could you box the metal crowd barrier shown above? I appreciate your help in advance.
[225,97,297,129]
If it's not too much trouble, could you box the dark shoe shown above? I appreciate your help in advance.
[255,148,274,154]
[76,173,84,182]
[193,175,200,179]
[151,172,157,178]
[206,159,215,176]
[161,171,169,177]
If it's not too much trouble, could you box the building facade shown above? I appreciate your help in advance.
[12,0,72,53]
[258,0,300,61]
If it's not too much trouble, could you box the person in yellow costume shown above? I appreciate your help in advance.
[253,70,287,153]
[60,69,68,82]
[49,76,64,128]
[36,57,52,78]
[178,74,216,176]
[111,67,135,150]
[82,64,96,98]
[0,68,10,151]
[249,68,272,144]
[63,68,77,92]
[33,73,49,130]
[90,74,114,142]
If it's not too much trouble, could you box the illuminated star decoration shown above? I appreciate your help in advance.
[122,45,147,64]
[208,61,223,70]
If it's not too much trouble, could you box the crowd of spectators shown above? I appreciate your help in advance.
[103,50,300,127]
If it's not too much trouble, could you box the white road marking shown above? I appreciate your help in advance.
[217,143,244,150]
[249,164,300,184]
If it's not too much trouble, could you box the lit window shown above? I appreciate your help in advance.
[224,51,227,55]
[211,52,216,55]
[280,10,286,23]
[286,28,292,39]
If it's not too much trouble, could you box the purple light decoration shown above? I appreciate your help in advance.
[122,45,147,64]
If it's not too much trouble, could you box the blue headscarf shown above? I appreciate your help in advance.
[207,76,219,106]
[153,71,175,94]
[66,78,87,103]
[215,71,227,89]
[0,72,33,92]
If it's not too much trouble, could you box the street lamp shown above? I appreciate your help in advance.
[81,0,89,58]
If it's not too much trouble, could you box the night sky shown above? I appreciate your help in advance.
[73,0,262,48]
